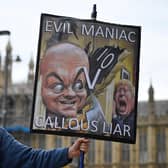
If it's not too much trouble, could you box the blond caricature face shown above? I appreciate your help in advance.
[40,43,89,118]
[114,81,135,117]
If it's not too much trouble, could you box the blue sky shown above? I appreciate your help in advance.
[0,0,168,101]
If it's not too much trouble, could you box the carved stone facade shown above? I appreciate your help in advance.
[0,42,168,168]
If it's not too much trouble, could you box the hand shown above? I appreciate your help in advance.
[68,138,89,159]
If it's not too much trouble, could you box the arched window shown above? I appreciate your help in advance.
[104,141,112,163]
[55,136,62,147]
[157,128,166,163]
[121,143,130,162]
[139,129,148,163]
[88,139,95,164]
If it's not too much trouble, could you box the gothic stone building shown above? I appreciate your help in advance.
[0,41,168,168]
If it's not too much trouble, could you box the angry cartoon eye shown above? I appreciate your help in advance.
[53,83,64,93]
[73,81,84,92]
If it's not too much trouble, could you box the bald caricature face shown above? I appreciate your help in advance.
[40,43,89,118]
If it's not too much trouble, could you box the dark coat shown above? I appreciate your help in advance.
[0,127,71,168]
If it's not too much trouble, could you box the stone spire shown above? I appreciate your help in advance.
[5,40,13,85]
[148,83,154,103]
[27,56,34,83]
[0,52,1,70]
[148,82,156,122]
[0,52,2,91]
[6,40,12,54]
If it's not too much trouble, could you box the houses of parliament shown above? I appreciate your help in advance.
[0,41,168,168]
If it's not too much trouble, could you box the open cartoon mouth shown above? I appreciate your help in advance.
[60,100,76,105]
[119,100,127,110]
